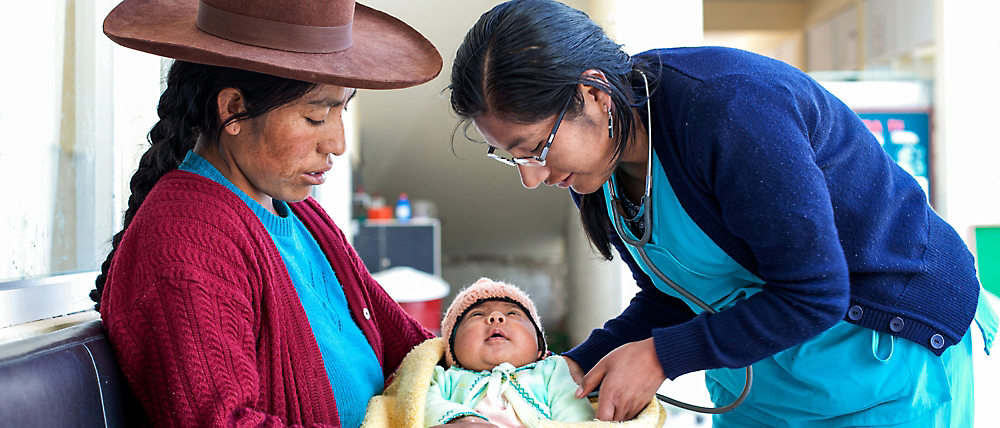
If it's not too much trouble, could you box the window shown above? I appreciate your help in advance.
[1,0,161,327]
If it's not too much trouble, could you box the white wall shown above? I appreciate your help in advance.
[934,0,1000,249]
[355,0,570,262]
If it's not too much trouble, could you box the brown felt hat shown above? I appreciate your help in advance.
[103,0,442,89]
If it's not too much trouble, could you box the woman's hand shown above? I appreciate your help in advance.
[575,338,665,422]
[428,416,499,427]
[562,355,585,385]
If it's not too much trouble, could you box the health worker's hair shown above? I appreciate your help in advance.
[448,0,657,260]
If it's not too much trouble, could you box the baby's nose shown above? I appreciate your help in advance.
[488,311,505,323]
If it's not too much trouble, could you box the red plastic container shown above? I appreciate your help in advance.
[371,267,450,336]
[398,299,444,335]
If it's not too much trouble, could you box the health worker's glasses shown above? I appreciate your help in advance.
[486,96,573,167]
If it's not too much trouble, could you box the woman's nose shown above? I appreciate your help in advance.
[517,164,547,189]
[318,119,346,157]
[488,311,505,324]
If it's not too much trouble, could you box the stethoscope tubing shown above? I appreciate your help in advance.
[603,71,752,415]
[610,199,753,414]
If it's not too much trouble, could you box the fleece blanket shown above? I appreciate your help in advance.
[362,338,666,428]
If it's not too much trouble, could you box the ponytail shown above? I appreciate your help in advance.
[91,61,317,309]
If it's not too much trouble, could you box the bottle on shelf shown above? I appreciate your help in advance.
[395,192,412,222]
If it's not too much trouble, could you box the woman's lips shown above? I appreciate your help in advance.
[303,171,327,185]
[555,173,574,188]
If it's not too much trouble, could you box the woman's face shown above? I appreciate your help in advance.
[472,86,621,195]
[211,84,354,209]
[453,300,541,371]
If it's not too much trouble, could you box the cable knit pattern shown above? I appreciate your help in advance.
[100,170,433,427]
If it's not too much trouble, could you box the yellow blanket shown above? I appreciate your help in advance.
[362,338,666,428]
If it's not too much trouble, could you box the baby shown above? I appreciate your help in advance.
[424,278,596,427]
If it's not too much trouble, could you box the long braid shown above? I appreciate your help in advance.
[91,63,207,310]
[91,61,318,310]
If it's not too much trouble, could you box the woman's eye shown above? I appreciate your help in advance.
[306,118,325,125]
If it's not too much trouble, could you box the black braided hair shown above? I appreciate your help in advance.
[91,61,318,310]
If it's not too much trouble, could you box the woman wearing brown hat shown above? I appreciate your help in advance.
[91,0,441,426]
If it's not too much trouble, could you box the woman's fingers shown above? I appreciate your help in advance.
[561,355,585,386]
[576,359,607,398]
[588,338,666,421]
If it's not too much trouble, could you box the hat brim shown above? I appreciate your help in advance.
[103,0,442,89]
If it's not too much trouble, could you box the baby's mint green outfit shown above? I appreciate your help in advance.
[424,356,595,427]
[603,149,997,427]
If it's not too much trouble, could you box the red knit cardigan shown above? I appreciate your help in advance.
[101,170,433,427]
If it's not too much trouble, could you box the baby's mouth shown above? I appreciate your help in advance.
[487,329,508,340]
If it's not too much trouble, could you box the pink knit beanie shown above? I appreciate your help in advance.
[441,277,546,368]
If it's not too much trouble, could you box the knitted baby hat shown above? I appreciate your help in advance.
[441,277,546,368]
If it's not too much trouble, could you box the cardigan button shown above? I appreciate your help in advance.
[847,306,863,321]
[363,308,371,320]
[930,334,945,349]
[889,317,905,332]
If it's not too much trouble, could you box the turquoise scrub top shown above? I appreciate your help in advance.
[603,148,997,427]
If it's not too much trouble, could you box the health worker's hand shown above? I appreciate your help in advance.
[575,338,665,422]
[430,416,499,427]
[562,355,585,385]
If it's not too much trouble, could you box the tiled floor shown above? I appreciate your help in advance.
[655,291,999,427]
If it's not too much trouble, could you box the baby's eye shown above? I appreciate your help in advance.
[507,311,521,316]
[468,312,484,317]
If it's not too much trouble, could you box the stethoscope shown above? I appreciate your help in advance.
[605,72,752,415]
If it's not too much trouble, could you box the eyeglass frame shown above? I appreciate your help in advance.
[486,95,574,167]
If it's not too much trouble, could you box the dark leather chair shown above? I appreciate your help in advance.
[0,320,149,427]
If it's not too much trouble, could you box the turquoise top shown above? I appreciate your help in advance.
[603,147,997,426]
[602,149,765,312]
[179,152,382,428]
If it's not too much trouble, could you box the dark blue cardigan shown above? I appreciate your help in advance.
[564,47,980,380]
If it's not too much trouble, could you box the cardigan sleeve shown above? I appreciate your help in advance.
[102,201,340,427]
[642,73,851,379]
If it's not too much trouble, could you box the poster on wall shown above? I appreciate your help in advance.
[856,111,932,198]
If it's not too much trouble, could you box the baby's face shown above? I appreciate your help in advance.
[453,300,541,371]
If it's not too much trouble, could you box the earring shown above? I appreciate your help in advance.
[607,108,614,139]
